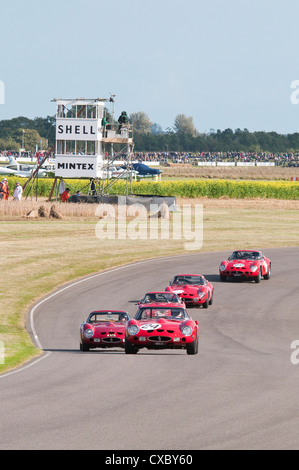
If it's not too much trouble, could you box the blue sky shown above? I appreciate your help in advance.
[0,0,299,133]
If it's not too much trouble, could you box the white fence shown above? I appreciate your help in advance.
[197,162,216,166]
[197,161,276,167]
[0,156,279,167]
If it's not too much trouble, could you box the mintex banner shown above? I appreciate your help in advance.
[55,156,103,178]
[56,119,101,141]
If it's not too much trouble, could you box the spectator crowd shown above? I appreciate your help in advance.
[122,151,299,167]
[1,150,299,167]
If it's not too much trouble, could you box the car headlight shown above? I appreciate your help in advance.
[197,290,205,298]
[250,264,258,272]
[83,328,94,339]
[220,264,226,271]
[181,325,193,336]
[128,324,139,335]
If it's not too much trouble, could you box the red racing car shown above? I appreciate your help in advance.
[165,274,214,308]
[219,250,271,283]
[125,303,199,355]
[80,310,130,351]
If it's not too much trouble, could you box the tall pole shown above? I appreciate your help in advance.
[111,96,115,163]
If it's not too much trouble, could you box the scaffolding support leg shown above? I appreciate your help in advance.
[47,177,58,201]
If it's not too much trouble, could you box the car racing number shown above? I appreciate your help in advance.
[140,323,160,331]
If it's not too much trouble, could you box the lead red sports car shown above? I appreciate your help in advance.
[219,250,271,283]
[80,310,130,351]
[165,274,214,308]
[125,303,199,355]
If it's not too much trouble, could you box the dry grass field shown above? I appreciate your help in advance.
[161,164,299,181]
[0,195,298,374]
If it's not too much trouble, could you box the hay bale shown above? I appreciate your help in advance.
[26,209,39,218]
[38,205,49,218]
[49,204,63,219]
[160,201,170,219]
[149,202,169,219]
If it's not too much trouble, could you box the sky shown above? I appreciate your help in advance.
[0,0,299,134]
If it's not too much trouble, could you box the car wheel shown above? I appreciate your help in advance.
[187,338,198,355]
[255,268,262,283]
[220,275,226,282]
[125,340,138,354]
[203,295,209,308]
[264,264,271,280]
[209,292,214,305]
[80,342,89,352]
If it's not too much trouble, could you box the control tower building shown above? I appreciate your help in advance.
[53,97,133,180]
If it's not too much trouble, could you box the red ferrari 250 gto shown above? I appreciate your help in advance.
[125,303,199,355]
[165,274,214,308]
[80,310,130,351]
[219,250,271,283]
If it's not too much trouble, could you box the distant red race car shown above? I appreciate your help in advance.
[80,310,130,351]
[165,274,214,308]
[125,303,199,355]
[138,291,186,308]
[219,250,271,283]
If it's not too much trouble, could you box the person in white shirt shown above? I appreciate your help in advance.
[13,182,23,201]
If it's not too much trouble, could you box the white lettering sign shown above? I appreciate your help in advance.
[55,156,103,178]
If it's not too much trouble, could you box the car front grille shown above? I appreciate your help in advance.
[102,337,122,343]
[148,336,172,343]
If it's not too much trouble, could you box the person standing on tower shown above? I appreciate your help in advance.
[117,111,128,133]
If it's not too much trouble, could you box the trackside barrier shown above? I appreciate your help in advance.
[197,161,277,167]
[197,162,216,166]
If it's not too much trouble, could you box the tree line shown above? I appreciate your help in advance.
[0,113,299,154]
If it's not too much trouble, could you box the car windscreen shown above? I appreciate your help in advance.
[88,312,128,322]
[143,293,179,303]
[231,251,261,260]
[173,275,205,285]
[136,307,188,320]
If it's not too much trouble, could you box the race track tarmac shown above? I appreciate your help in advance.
[0,247,299,450]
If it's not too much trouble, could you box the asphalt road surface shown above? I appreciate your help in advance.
[0,247,299,450]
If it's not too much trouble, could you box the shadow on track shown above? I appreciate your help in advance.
[43,348,188,356]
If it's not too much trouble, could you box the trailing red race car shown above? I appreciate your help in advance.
[125,303,199,355]
[138,291,186,308]
[80,310,130,351]
[219,250,271,283]
[165,274,214,308]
